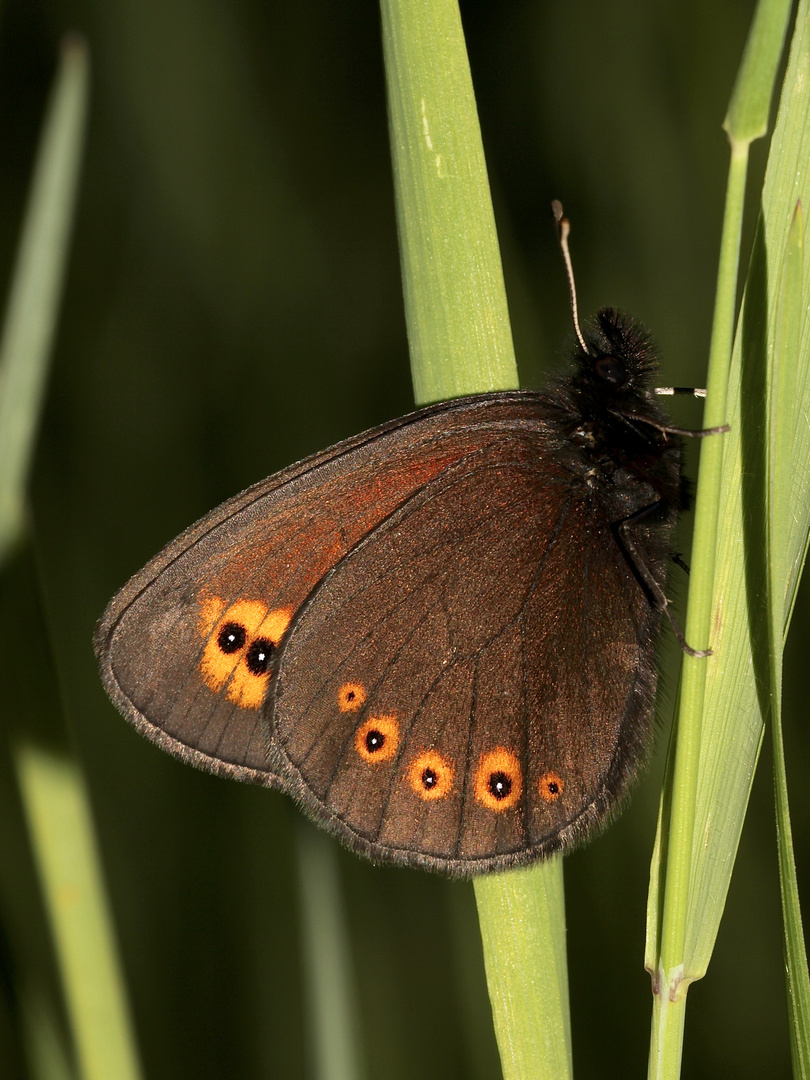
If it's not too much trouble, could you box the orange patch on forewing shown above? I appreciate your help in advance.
[261,607,294,642]
[199,595,226,635]
[474,747,523,812]
[197,595,293,709]
[538,771,564,803]
[355,716,400,763]
[337,682,367,712]
[220,664,270,709]
[408,750,454,801]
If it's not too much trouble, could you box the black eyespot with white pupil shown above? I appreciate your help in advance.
[365,728,386,754]
[245,638,274,675]
[217,622,246,654]
[594,355,627,387]
[488,771,512,800]
[421,767,438,789]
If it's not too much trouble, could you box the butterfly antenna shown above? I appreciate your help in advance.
[655,386,707,399]
[552,200,590,356]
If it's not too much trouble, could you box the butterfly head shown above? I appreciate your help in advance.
[574,307,656,403]
[563,306,679,472]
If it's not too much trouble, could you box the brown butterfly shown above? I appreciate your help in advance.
[96,308,694,876]
[96,206,722,876]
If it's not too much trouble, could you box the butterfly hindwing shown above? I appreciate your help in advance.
[269,411,664,874]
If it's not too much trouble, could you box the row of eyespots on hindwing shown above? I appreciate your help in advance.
[337,681,565,811]
[197,595,292,707]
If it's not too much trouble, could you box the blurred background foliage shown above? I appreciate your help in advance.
[0,0,806,1077]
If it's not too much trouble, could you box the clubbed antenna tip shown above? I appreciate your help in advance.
[552,200,590,356]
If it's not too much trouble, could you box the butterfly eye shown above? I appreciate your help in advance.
[474,748,522,811]
[594,354,628,387]
[408,751,453,801]
[538,770,564,802]
[355,716,399,763]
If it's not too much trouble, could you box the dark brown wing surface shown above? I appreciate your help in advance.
[270,421,660,875]
[95,394,555,788]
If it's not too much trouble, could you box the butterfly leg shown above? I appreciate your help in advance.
[614,501,711,659]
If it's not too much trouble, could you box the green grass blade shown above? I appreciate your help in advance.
[380,3,569,1077]
[475,865,571,1080]
[15,740,143,1080]
[769,203,810,1079]
[381,0,517,402]
[646,0,799,1074]
[18,979,74,1080]
[0,36,88,567]
[0,38,144,1080]
[767,202,802,646]
[724,0,793,142]
[682,0,810,973]
[296,823,365,1080]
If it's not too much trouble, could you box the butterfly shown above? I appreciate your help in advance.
[95,206,716,876]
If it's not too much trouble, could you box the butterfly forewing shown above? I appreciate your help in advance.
[95,394,546,788]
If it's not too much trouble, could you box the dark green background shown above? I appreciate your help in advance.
[1,0,807,1077]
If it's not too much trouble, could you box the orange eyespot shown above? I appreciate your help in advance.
[338,683,367,712]
[474,748,522,812]
[538,771,564,803]
[197,596,292,708]
[408,751,454,801]
[355,716,400,763]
